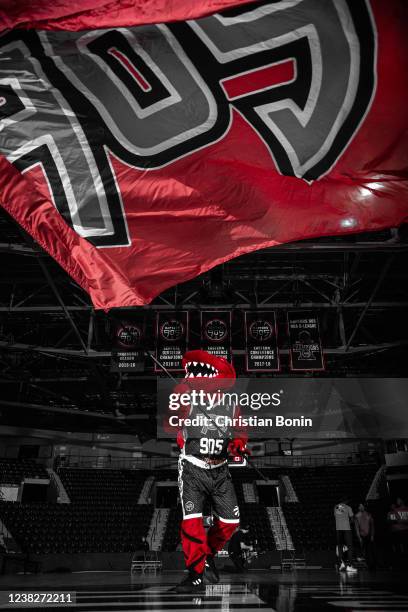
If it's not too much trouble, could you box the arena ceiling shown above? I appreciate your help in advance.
[0,208,407,434]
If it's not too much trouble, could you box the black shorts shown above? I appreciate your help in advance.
[336,530,353,549]
[178,457,240,524]
[336,530,353,562]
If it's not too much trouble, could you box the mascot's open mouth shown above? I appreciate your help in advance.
[184,360,218,378]
[182,350,236,382]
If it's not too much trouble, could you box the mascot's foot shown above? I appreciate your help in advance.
[204,556,219,584]
[175,571,205,593]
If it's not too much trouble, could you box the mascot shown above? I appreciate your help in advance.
[169,350,250,593]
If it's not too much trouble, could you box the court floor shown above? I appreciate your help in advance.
[0,569,407,611]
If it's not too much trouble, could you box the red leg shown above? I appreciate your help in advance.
[207,517,239,555]
[180,517,209,574]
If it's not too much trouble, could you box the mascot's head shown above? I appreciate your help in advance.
[181,349,236,390]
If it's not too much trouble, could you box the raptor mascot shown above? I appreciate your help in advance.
[169,349,249,593]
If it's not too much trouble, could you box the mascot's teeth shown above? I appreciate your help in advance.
[193,361,197,366]
[203,373,208,377]
[196,373,202,377]
[200,362,205,366]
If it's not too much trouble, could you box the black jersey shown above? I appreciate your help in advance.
[181,398,237,459]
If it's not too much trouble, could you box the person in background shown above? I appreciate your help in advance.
[387,497,408,565]
[334,498,358,573]
[228,525,253,572]
[355,502,375,569]
[140,536,150,552]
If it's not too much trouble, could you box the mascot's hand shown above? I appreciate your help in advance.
[228,439,251,457]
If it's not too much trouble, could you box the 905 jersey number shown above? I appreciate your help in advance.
[200,438,223,455]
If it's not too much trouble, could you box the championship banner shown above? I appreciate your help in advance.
[110,319,145,372]
[155,312,189,372]
[1,1,408,310]
[201,311,232,361]
[288,312,324,371]
[245,311,279,372]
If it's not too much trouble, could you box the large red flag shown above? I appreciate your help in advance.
[0,0,407,310]
[0,0,257,30]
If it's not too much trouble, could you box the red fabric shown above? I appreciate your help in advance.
[231,406,248,449]
[207,517,238,555]
[180,517,209,573]
[0,1,407,310]
[228,438,250,457]
[0,0,257,31]
[176,430,185,450]
[181,516,237,572]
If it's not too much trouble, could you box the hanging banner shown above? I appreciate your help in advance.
[288,312,324,371]
[201,311,232,361]
[110,319,145,372]
[155,311,189,372]
[245,311,279,372]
